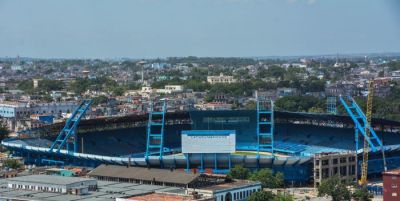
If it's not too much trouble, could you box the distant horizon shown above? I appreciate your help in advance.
[1,51,400,61]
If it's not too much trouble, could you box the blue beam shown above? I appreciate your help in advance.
[339,96,382,152]
[49,99,92,153]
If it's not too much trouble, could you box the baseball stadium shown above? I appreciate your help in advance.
[2,98,400,184]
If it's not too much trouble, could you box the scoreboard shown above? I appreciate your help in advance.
[181,130,236,154]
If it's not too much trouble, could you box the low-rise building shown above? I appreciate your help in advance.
[0,101,78,119]
[313,152,357,187]
[277,87,298,97]
[90,165,261,201]
[156,85,185,94]
[195,102,232,110]
[187,180,262,201]
[207,73,236,84]
[88,165,201,188]
[6,175,97,195]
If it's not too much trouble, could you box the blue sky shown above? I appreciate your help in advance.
[0,0,399,58]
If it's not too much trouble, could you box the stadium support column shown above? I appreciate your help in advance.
[200,153,204,173]
[355,128,359,152]
[186,153,190,173]
[257,99,274,161]
[73,128,78,153]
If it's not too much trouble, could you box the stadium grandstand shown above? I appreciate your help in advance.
[2,110,400,184]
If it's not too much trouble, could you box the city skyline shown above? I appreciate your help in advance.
[0,0,400,58]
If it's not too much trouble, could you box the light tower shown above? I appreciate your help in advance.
[137,60,146,83]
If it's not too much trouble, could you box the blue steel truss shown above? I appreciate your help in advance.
[327,97,337,115]
[257,99,274,154]
[339,96,383,152]
[145,99,167,160]
[49,99,92,153]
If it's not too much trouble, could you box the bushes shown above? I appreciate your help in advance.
[228,166,284,188]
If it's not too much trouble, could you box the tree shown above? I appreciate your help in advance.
[317,176,351,201]
[0,121,9,142]
[3,159,22,169]
[228,165,250,180]
[275,193,294,201]
[38,79,64,91]
[245,100,257,110]
[250,168,284,188]
[248,191,275,201]
[93,95,109,105]
[352,187,373,201]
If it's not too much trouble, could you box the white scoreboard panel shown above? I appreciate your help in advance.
[181,130,236,154]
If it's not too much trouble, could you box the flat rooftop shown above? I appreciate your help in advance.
[0,178,185,201]
[125,192,202,201]
[198,180,261,192]
[7,175,95,185]
[88,164,200,185]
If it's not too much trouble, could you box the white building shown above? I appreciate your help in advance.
[141,86,153,94]
[11,65,22,71]
[207,73,236,84]
[156,85,184,94]
[187,180,262,201]
[33,79,42,89]
[195,102,232,110]
[0,101,78,119]
[7,175,97,195]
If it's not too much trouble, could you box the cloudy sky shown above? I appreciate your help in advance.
[0,0,399,58]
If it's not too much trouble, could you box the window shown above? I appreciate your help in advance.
[322,160,329,165]
[392,192,397,197]
[340,157,347,163]
[340,166,347,176]
[349,156,356,162]
[392,184,398,188]
[333,159,338,165]
[350,165,356,175]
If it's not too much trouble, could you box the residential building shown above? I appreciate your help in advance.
[325,82,358,97]
[195,102,232,110]
[313,152,357,187]
[0,101,78,119]
[207,73,236,84]
[277,87,298,97]
[156,85,185,94]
